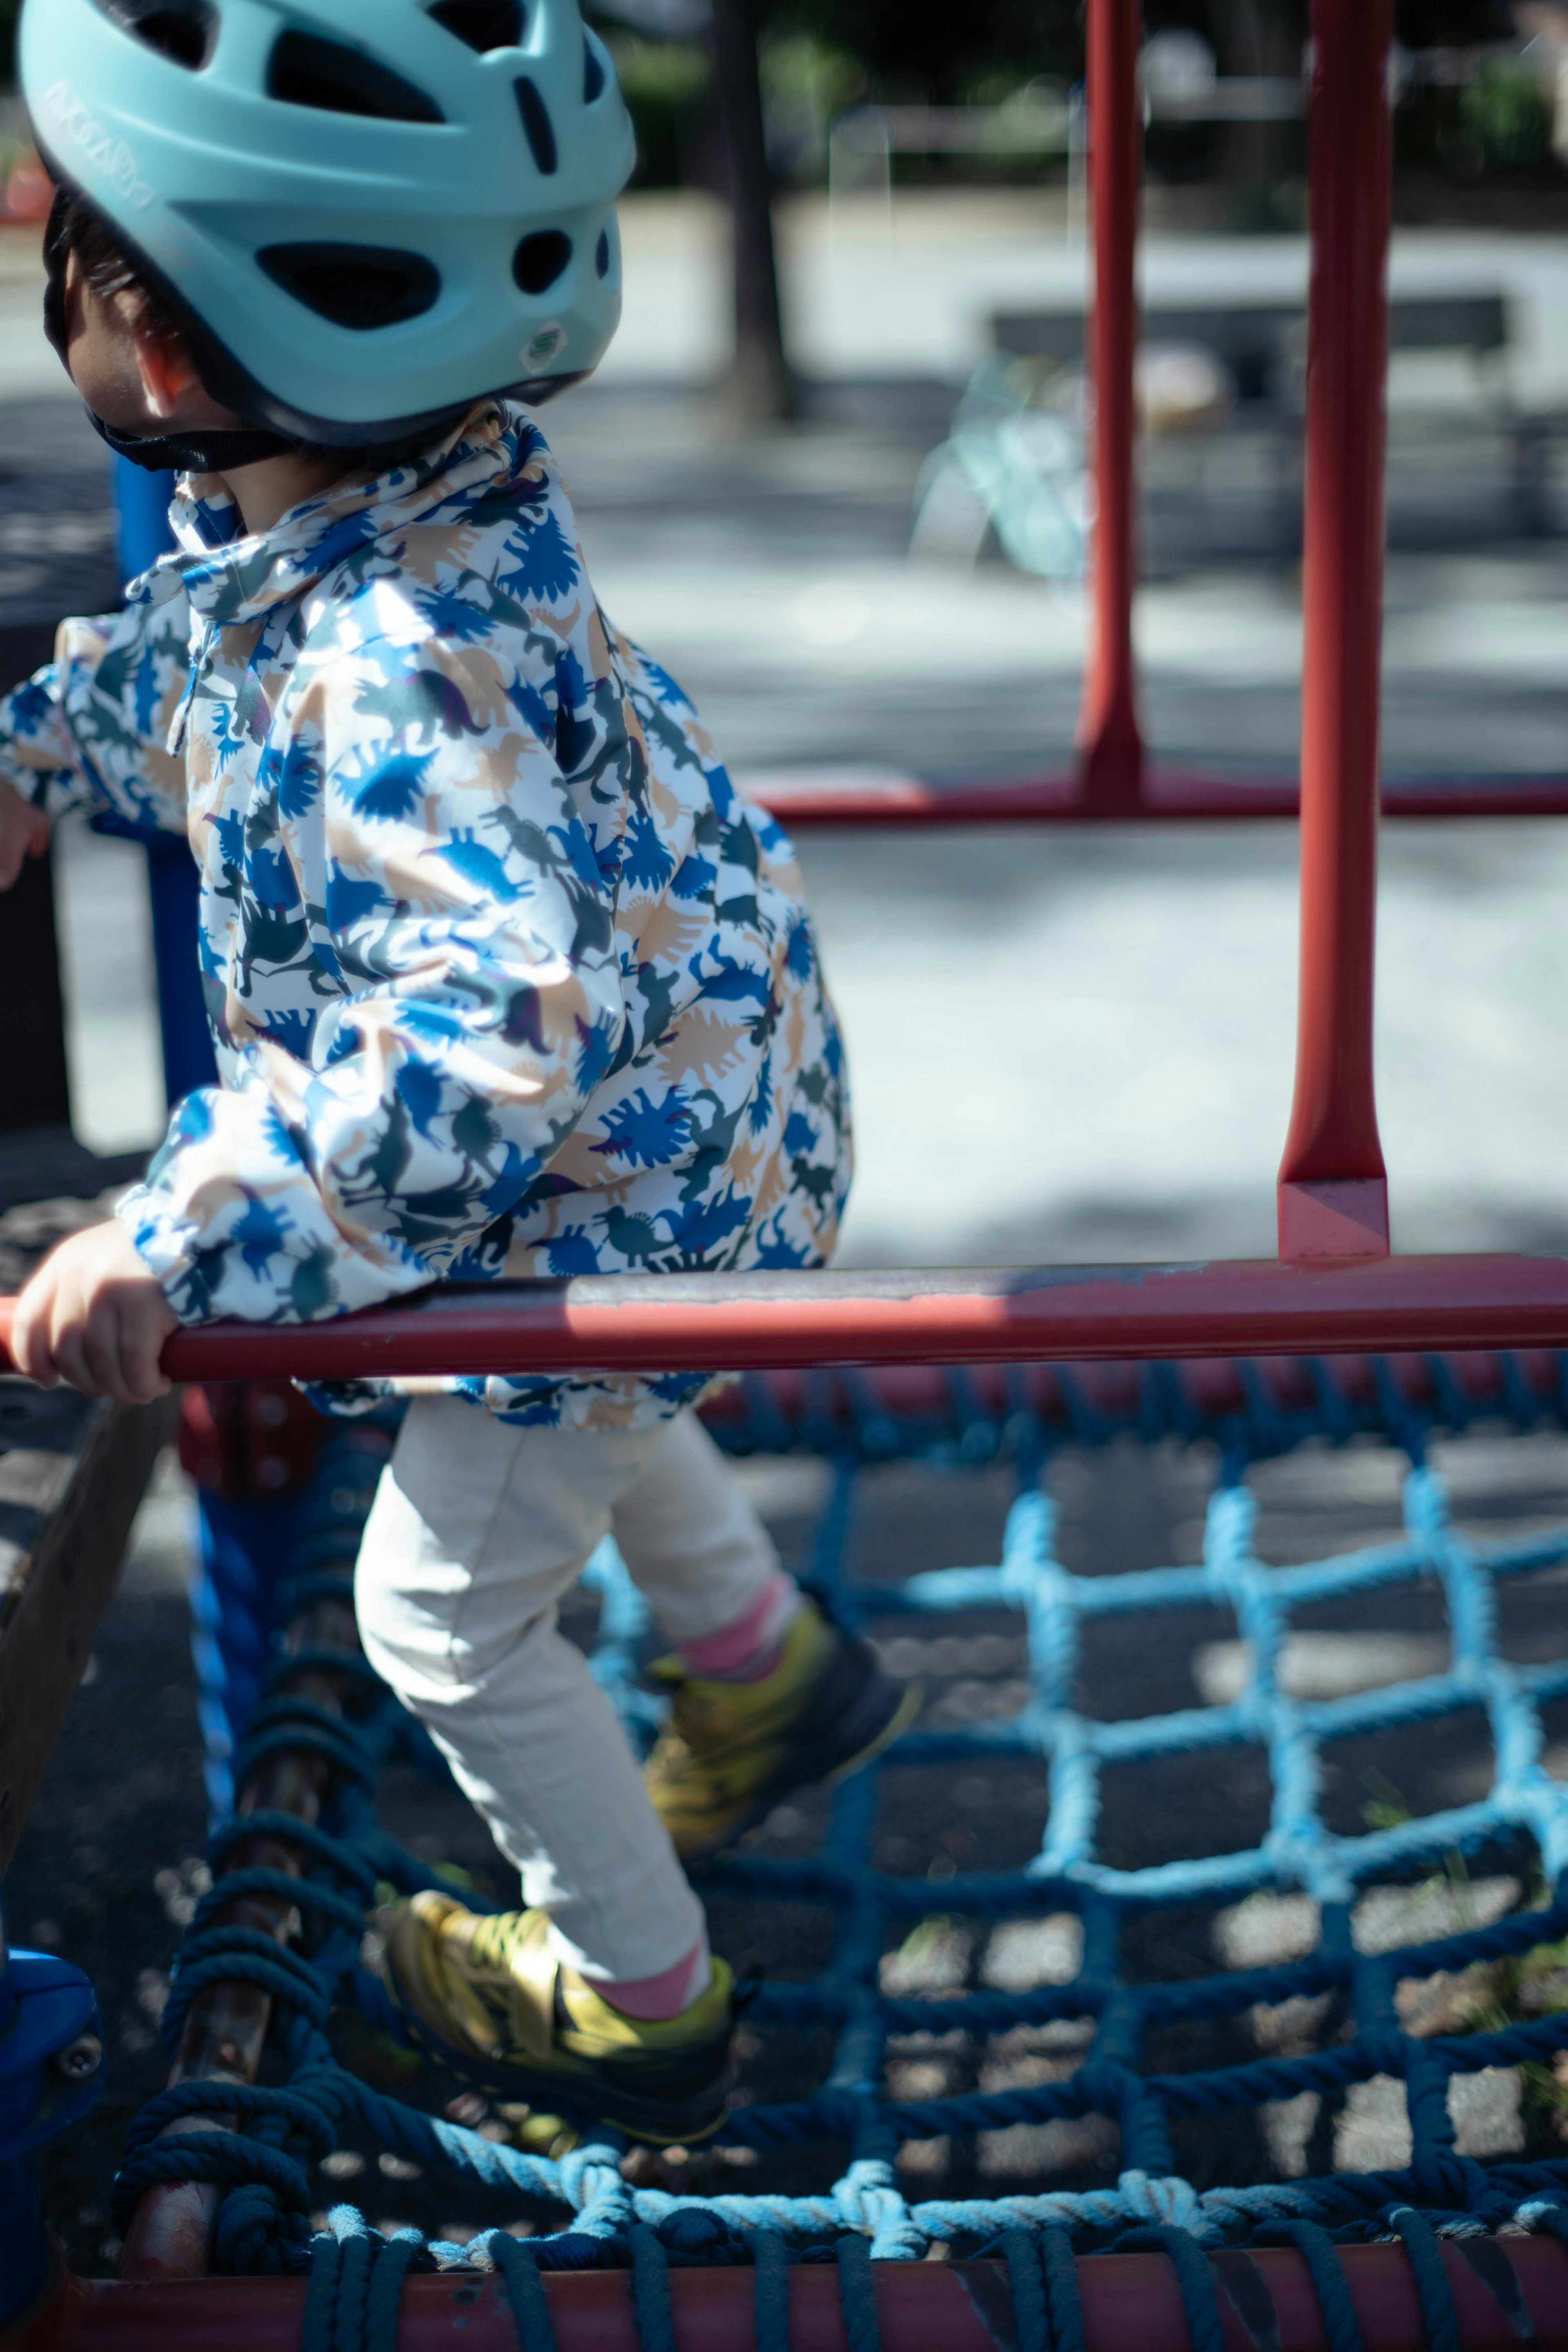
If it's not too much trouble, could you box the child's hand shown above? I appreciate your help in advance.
[0,777,50,890]
[12,1221,179,1404]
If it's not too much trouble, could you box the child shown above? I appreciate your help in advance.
[0,0,913,2147]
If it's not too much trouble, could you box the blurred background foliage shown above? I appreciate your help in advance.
[1,0,1561,209]
[585,0,1562,202]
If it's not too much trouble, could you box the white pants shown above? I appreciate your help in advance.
[354,1399,779,1983]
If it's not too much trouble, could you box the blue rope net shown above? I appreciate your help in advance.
[122,1353,1568,2346]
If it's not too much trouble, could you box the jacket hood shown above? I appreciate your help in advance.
[143,399,538,630]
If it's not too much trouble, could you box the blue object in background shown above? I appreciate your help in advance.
[0,1904,103,2328]
[108,454,217,1110]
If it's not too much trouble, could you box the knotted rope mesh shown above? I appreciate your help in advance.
[130,1352,1568,2328]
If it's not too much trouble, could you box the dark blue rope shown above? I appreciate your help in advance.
[836,2234,882,2352]
[628,2226,677,2352]
[1040,2227,1086,2352]
[1003,2230,1049,2352]
[1386,2207,1463,2352]
[1114,2227,1224,2352]
[486,2233,559,2351]
[752,2231,791,2352]
[205,1810,380,1897]
[364,2233,425,2352]
[1254,2221,1364,2352]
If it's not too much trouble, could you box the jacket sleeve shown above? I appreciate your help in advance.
[114,632,629,1324]
[0,588,192,832]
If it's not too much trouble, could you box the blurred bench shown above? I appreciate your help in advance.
[990,292,1558,536]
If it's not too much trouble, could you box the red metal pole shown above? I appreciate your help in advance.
[1276,0,1393,1264]
[6,1256,1568,1381]
[1077,0,1146,813]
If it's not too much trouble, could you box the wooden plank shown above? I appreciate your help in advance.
[0,1379,179,1868]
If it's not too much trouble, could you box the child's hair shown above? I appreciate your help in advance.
[55,194,181,343]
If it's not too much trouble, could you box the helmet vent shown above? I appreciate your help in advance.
[583,38,606,102]
[427,0,524,51]
[268,31,445,124]
[595,228,610,278]
[513,232,571,295]
[258,243,442,329]
[514,77,558,174]
[94,0,216,68]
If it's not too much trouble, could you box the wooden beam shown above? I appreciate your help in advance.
[0,1385,178,1869]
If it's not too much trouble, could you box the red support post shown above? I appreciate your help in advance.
[1076,0,1146,813]
[1276,0,1394,1264]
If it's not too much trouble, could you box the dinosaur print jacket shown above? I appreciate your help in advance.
[0,401,851,1428]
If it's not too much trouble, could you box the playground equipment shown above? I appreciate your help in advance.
[7,0,1568,2342]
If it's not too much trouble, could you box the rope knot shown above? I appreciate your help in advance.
[1116,2172,1216,2240]
[657,2208,734,2257]
[837,2159,925,2258]
[213,2180,306,2276]
[558,2140,635,2238]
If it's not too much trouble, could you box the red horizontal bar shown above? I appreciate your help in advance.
[12,2239,1568,2352]
[741,771,1568,826]
[5,1256,1568,1384]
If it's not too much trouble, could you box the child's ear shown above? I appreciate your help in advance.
[132,321,201,420]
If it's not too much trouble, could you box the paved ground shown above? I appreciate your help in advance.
[4,191,1568,2265]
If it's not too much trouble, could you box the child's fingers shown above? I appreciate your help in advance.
[54,1283,119,1396]
[76,1301,160,1405]
[9,1287,59,1387]
[119,1301,174,1403]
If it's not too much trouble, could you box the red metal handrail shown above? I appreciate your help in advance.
[5,1256,1568,1383]
[742,771,1568,825]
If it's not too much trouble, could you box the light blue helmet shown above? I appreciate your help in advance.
[20,0,636,446]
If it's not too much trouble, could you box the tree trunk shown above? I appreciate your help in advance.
[710,0,793,425]
[1211,0,1306,214]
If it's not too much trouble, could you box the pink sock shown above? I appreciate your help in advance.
[678,1571,803,1683]
[598,1934,713,2021]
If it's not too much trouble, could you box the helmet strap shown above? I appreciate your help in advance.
[84,404,303,475]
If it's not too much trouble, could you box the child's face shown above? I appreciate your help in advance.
[61,251,236,439]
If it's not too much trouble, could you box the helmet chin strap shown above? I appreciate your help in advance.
[85,403,303,475]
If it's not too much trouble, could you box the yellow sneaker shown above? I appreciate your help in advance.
[374,1893,737,2146]
[643,1597,921,1861]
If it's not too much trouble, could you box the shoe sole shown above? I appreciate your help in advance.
[675,1669,923,1865]
[376,1991,734,2147]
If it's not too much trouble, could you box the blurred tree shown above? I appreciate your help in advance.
[713,0,792,422]
[1461,55,1554,168]
[1207,0,1303,216]
[753,0,1082,95]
